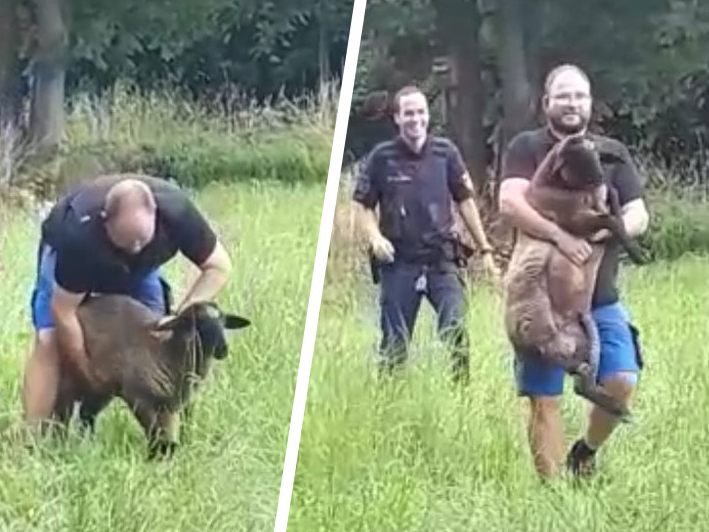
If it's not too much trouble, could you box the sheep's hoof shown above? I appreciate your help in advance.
[147,440,178,461]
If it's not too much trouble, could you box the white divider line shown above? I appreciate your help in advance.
[272,1,368,530]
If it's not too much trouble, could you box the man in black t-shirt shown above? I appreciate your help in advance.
[24,173,232,427]
[499,65,650,478]
[353,85,499,381]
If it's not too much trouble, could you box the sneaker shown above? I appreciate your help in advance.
[566,438,597,478]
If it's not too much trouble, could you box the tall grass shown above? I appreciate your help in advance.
[0,181,322,531]
[2,82,338,197]
[289,187,709,530]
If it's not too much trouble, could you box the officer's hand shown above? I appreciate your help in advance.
[554,231,593,266]
[370,234,395,263]
[482,252,502,285]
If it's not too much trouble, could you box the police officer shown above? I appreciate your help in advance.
[353,85,500,381]
[23,173,232,429]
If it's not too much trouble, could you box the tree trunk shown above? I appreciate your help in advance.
[0,0,22,129]
[522,0,542,121]
[432,0,487,189]
[497,0,535,143]
[28,0,68,153]
[317,4,330,90]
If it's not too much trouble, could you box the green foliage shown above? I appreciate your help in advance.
[350,0,709,180]
[639,190,709,262]
[62,0,353,99]
[14,83,337,195]
[536,0,709,166]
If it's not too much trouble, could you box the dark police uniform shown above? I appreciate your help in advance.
[31,174,218,330]
[353,135,475,377]
[501,127,645,396]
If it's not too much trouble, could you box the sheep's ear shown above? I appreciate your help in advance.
[223,314,251,330]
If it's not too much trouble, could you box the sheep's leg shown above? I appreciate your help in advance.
[580,312,600,381]
[606,187,647,264]
[572,313,632,422]
[131,403,179,460]
[50,370,80,438]
[572,367,632,422]
[568,209,646,265]
[77,395,112,436]
[150,409,179,459]
[180,402,194,444]
[506,246,559,355]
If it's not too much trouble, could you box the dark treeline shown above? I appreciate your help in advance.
[0,0,354,155]
[345,0,709,191]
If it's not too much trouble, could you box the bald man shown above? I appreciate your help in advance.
[24,173,232,427]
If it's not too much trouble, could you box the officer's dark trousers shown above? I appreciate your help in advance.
[378,260,469,381]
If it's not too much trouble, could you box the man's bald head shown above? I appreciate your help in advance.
[103,179,157,254]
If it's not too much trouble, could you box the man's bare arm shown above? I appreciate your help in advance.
[176,240,232,311]
[456,195,493,251]
[51,285,92,382]
[499,178,566,243]
[621,198,649,238]
[589,197,650,243]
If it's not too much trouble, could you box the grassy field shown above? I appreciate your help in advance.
[0,181,322,531]
[290,214,709,531]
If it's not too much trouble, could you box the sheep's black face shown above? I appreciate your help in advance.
[153,301,251,361]
[558,138,604,190]
[191,303,251,360]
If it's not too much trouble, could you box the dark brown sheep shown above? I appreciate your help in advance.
[525,135,645,264]
[504,136,642,421]
[52,295,250,458]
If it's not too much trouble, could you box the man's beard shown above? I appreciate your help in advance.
[549,113,589,135]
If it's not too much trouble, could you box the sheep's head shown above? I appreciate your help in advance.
[551,135,626,191]
[151,301,250,361]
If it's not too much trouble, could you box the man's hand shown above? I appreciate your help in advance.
[500,178,593,266]
[456,196,495,258]
[480,250,501,284]
[553,230,593,266]
[370,233,395,263]
[354,202,396,263]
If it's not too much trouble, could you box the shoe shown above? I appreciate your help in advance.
[566,438,597,478]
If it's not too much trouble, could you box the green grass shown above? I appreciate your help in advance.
[0,181,323,531]
[290,238,709,530]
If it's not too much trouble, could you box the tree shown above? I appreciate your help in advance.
[0,0,23,129]
[432,0,487,187]
[28,0,69,152]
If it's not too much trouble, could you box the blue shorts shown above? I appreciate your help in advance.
[513,302,643,396]
[30,244,167,331]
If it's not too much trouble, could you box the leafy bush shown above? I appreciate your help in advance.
[639,189,709,262]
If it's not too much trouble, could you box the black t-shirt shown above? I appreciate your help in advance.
[353,135,473,262]
[41,174,218,294]
[500,127,644,307]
